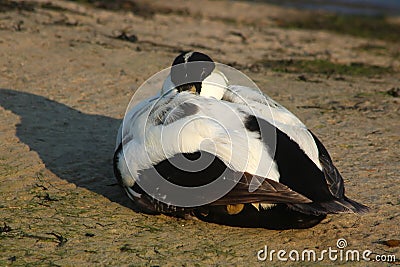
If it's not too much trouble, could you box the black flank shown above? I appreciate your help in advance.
[113,142,123,186]
[244,115,333,202]
[150,151,227,187]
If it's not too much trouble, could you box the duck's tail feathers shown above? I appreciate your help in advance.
[287,196,369,216]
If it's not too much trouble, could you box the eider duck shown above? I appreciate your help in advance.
[113,51,368,229]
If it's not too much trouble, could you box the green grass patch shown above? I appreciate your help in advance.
[355,43,389,56]
[120,244,140,253]
[260,59,392,76]
[135,224,162,233]
[356,43,386,52]
[276,13,400,43]
[0,163,18,176]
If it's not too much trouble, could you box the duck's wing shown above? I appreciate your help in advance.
[130,149,311,211]
[211,172,311,206]
[223,86,369,214]
[308,131,343,198]
[306,131,369,213]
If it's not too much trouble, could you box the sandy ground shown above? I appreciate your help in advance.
[0,0,399,265]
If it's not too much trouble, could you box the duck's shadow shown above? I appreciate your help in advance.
[0,88,132,207]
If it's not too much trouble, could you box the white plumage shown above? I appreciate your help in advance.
[223,85,323,170]
[117,91,280,185]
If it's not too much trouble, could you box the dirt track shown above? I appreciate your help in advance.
[0,0,399,265]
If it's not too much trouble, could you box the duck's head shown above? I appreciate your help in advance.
[162,51,228,99]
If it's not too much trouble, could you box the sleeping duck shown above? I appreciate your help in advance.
[113,51,368,229]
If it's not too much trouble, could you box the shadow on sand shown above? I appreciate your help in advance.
[0,88,133,207]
